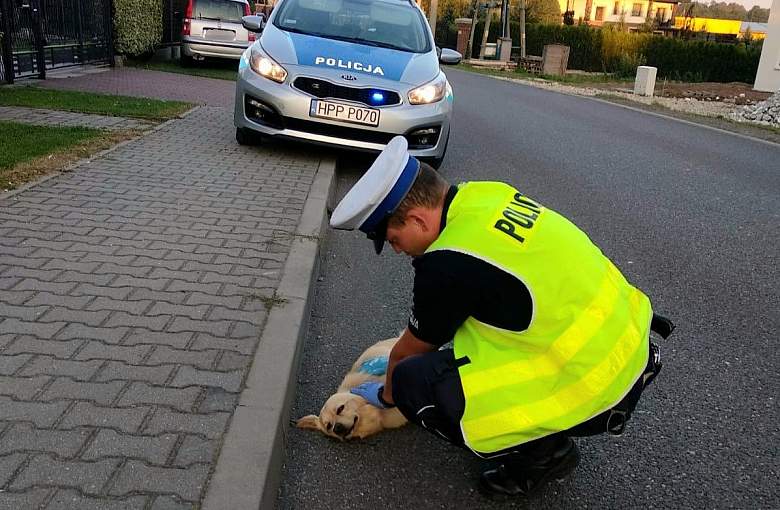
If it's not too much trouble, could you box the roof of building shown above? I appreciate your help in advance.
[741,21,768,33]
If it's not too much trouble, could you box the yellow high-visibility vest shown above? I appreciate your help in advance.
[427,182,652,454]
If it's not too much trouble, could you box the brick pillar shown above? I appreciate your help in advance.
[455,18,473,58]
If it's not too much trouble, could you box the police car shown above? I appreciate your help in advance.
[233,0,460,168]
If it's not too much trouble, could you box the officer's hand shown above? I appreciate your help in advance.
[350,381,394,408]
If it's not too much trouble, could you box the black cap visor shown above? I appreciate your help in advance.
[366,216,390,254]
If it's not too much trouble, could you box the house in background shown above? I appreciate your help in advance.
[650,16,767,42]
[559,0,679,28]
[670,16,742,41]
[741,21,768,40]
[754,0,779,91]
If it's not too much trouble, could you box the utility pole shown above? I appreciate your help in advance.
[498,0,512,61]
[466,0,480,60]
[519,0,526,58]
[479,6,495,59]
[428,0,439,40]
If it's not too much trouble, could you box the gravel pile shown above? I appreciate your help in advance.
[730,91,780,126]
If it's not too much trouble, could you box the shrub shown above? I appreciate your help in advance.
[643,37,760,82]
[445,21,760,83]
[600,25,649,74]
[114,0,163,57]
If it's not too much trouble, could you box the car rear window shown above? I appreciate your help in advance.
[193,0,245,22]
[273,0,431,53]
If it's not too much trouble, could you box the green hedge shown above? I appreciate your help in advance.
[442,22,761,83]
[643,37,760,82]
[114,0,163,56]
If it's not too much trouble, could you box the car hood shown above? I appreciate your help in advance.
[259,24,439,86]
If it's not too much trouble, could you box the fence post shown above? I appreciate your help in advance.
[105,0,115,66]
[31,0,46,79]
[0,0,14,83]
[76,0,85,64]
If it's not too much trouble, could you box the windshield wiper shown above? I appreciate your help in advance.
[290,30,413,52]
[354,39,412,52]
[197,15,223,20]
[322,34,404,50]
[278,26,312,35]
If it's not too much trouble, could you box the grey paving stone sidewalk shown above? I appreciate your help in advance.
[39,67,236,107]
[0,106,323,509]
[0,106,155,131]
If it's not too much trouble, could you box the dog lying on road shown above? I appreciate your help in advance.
[296,337,408,440]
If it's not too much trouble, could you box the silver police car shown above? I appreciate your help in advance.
[233,0,460,168]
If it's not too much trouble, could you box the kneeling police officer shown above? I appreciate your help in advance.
[330,137,673,497]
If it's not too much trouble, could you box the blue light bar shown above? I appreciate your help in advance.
[371,92,384,103]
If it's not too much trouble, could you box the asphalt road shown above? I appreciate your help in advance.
[278,68,779,509]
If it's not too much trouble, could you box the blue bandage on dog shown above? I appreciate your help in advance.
[358,356,388,376]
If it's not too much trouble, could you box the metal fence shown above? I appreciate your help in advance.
[162,0,187,47]
[0,0,112,84]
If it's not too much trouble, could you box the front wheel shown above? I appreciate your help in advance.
[236,127,261,146]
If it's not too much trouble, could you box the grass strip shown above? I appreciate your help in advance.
[0,86,192,121]
[0,121,140,190]
[128,59,239,82]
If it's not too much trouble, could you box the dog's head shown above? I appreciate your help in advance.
[296,391,377,440]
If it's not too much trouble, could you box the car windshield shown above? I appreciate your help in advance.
[193,0,245,22]
[273,0,431,53]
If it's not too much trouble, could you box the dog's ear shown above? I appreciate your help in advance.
[296,415,323,431]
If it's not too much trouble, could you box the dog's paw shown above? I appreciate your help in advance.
[295,415,321,431]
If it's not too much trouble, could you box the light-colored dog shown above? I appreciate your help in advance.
[296,337,408,440]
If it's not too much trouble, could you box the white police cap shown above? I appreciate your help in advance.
[330,136,421,254]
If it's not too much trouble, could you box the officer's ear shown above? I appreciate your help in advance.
[405,207,436,232]
[407,213,427,231]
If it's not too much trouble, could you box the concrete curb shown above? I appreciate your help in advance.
[201,155,337,510]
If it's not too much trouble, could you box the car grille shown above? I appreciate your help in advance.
[283,117,397,145]
[293,77,402,107]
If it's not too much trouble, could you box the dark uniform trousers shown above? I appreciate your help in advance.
[392,348,654,460]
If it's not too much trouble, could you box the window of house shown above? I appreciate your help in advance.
[656,7,667,20]
[613,1,620,15]
[595,6,605,20]
[631,3,642,16]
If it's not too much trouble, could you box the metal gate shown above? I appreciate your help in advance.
[162,0,187,47]
[0,0,113,84]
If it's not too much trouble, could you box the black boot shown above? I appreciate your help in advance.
[479,437,580,497]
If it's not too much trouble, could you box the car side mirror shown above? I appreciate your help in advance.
[439,48,462,65]
[242,14,265,32]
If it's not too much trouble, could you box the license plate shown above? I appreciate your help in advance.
[204,29,235,41]
[309,100,380,127]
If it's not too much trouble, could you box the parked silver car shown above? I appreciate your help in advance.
[233,0,461,168]
[182,0,255,63]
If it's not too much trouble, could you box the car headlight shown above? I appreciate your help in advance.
[408,73,447,105]
[249,47,287,83]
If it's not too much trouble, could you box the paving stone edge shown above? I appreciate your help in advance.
[200,155,337,510]
[0,105,201,201]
